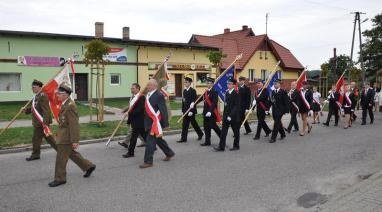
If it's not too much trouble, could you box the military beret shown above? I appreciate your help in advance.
[302,81,308,85]
[255,79,264,83]
[274,79,282,83]
[184,76,193,82]
[32,79,43,87]
[239,76,246,81]
[57,84,72,94]
[227,77,237,84]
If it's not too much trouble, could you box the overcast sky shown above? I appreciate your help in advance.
[0,0,380,69]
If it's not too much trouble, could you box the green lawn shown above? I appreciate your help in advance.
[0,114,257,148]
[104,98,184,110]
[0,102,103,122]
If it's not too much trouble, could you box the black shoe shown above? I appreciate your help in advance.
[279,135,286,140]
[197,134,204,140]
[253,136,260,140]
[269,138,276,143]
[26,156,40,161]
[83,165,96,178]
[370,120,374,124]
[229,147,240,151]
[48,180,66,187]
[213,147,224,152]
[361,122,366,125]
[200,143,211,146]
[334,123,338,127]
[244,131,252,135]
[265,132,271,137]
[122,153,134,158]
[308,125,312,133]
[293,129,299,132]
[322,123,329,126]
[285,128,291,134]
[118,142,129,148]
[176,140,187,143]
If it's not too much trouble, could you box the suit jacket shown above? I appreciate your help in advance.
[327,90,340,109]
[271,89,290,117]
[223,89,240,122]
[56,98,80,144]
[239,85,251,112]
[127,95,146,129]
[202,88,219,119]
[254,88,270,113]
[182,87,197,114]
[144,90,169,131]
[343,92,356,109]
[26,92,52,128]
[360,88,375,109]
[288,89,299,113]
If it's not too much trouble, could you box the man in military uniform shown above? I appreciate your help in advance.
[253,79,272,140]
[214,77,241,151]
[22,80,53,161]
[122,83,147,158]
[200,77,221,146]
[269,79,289,143]
[361,81,375,125]
[238,76,252,134]
[49,84,96,187]
[177,76,204,143]
[286,81,299,133]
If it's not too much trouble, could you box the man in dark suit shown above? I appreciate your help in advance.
[350,81,359,121]
[140,79,175,169]
[122,83,147,158]
[269,79,289,143]
[323,84,340,126]
[253,79,272,140]
[361,81,375,125]
[238,76,252,134]
[286,81,299,133]
[214,77,241,151]
[200,77,221,146]
[177,76,204,143]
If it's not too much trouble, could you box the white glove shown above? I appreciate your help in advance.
[308,110,313,116]
[351,109,354,112]
[190,102,195,109]
[265,111,269,115]
[188,112,193,117]
[324,100,329,104]
[205,112,211,117]
[245,109,250,113]
[227,116,231,122]
[252,99,257,106]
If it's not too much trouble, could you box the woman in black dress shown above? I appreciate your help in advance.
[298,81,313,136]
[343,84,355,129]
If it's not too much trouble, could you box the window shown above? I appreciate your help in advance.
[110,73,121,85]
[196,73,207,85]
[248,69,255,82]
[0,73,21,92]
[261,69,268,81]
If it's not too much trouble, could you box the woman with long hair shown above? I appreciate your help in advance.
[343,84,355,129]
[298,81,313,136]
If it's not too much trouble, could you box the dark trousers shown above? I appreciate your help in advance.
[255,112,271,138]
[181,115,203,141]
[219,120,240,149]
[271,114,286,139]
[362,106,374,123]
[352,111,357,121]
[144,133,175,164]
[203,117,221,144]
[128,127,147,154]
[240,110,252,133]
[287,111,299,131]
[325,106,339,125]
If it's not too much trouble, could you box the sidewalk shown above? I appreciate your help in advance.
[310,170,382,212]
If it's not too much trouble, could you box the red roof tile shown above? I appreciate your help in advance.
[189,27,303,71]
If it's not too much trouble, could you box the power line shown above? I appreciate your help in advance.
[302,0,351,12]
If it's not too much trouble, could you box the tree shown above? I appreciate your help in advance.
[362,12,382,82]
[206,50,226,74]
[320,54,353,85]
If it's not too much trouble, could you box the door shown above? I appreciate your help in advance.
[74,73,88,101]
[175,74,183,97]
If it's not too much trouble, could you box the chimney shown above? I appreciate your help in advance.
[224,28,230,34]
[242,25,248,30]
[95,22,104,38]
[122,27,130,40]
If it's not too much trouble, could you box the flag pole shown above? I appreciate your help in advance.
[176,53,243,123]
[106,52,172,146]
[240,61,281,127]
[0,64,68,137]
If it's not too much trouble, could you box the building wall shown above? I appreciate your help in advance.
[0,35,137,101]
[137,46,215,96]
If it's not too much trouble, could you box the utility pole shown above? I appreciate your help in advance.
[266,13,269,35]
[349,11,366,82]
[332,48,337,85]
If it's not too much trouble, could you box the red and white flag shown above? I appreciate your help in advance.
[335,74,345,108]
[42,65,72,122]
[296,70,307,91]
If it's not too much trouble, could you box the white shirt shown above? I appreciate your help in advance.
[185,86,190,91]
[228,88,235,94]
[147,90,156,99]
[313,92,321,102]
[61,98,69,106]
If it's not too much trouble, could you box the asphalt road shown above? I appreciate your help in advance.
[0,112,381,212]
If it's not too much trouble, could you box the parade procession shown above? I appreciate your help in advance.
[1,2,382,211]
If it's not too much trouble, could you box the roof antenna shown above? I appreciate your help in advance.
[265,13,269,60]
[266,13,269,35]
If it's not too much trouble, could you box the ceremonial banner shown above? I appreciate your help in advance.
[103,48,128,63]
[267,71,282,95]
[213,65,235,101]
[17,56,66,67]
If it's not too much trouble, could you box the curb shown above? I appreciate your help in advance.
[0,120,258,155]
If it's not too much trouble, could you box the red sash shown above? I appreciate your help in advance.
[344,93,352,107]
[145,97,163,137]
[255,89,267,111]
[299,90,311,110]
[127,93,142,113]
[32,95,52,136]
[289,90,299,112]
[204,92,222,122]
